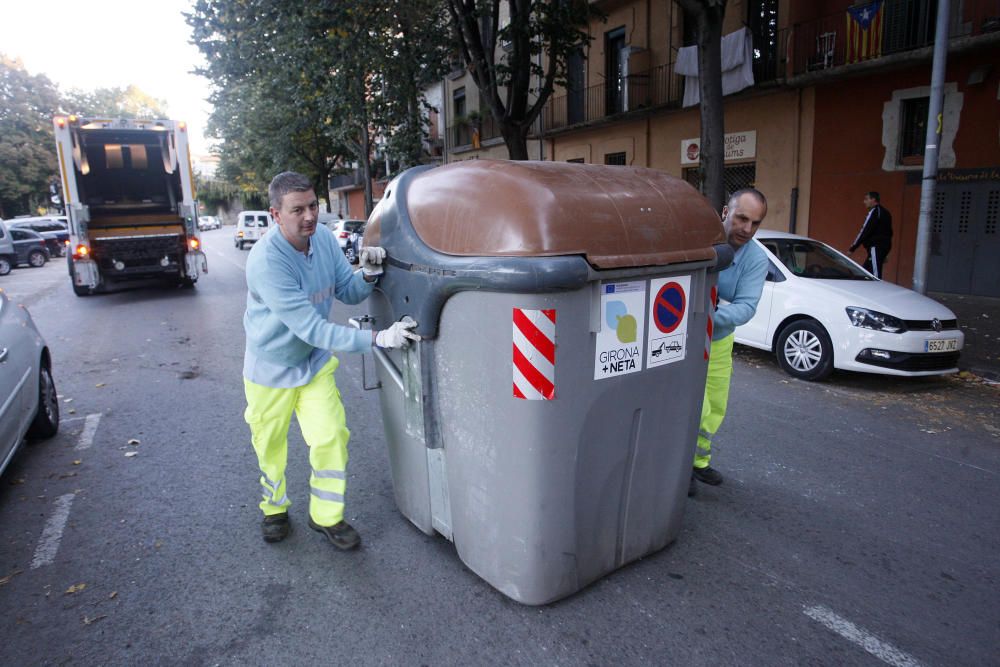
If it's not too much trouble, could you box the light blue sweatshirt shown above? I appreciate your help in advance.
[243,224,373,387]
[713,241,768,340]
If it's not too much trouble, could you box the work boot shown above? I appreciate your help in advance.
[262,513,290,543]
[692,465,724,486]
[309,519,361,550]
[688,471,698,497]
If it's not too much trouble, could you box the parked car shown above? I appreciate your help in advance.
[235,211,272,249]
[734,230,964,381]
[0,291,59,477]
[6,217,69,257]
[0,225,50,272]
[198,215,221,231]
[325,218,366,263]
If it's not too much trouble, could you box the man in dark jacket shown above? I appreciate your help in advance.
[850,191,893,279]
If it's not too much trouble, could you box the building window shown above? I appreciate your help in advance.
[453,87,466,119]
[605,27,626,116]
[748,0,779,81]
[605,152,627,166]
[683,163,757,201]
[899,96,929,164]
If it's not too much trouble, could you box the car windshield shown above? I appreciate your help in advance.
[344,220,365,233]
[761,239,873,280]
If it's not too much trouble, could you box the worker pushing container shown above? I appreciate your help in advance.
[355,159,732,605]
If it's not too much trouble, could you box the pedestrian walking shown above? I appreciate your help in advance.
[243,171,419,549]
[850,191,893,279]
[691,188,769,495]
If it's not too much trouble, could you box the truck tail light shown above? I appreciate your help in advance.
[189,238,200,250]
[74,244,90,259]
[339,232,349,238]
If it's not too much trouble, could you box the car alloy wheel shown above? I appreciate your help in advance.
[775,319,833,381]
[27,365,59,439]
[0,258,10,275]
[345,246,357,264]
[28,250,47,267]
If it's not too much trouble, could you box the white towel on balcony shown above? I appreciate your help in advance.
[677,27,756,108]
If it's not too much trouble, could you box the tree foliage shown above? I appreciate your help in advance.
[446,0,596,160]
[188,0,451,215]
[0,55,60,218]
[65,85,169,119]
[676,0,728,211]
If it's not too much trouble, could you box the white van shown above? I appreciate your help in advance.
[235,210,272,249]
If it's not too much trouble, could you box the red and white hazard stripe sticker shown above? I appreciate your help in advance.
[512,308,556,400]
[705,285,718,361]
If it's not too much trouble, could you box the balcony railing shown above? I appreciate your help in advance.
[329,170,364,190]
[544,63,684,132]
[446,110,508,149]
[790,0,999,76]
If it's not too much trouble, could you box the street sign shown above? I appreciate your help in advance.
[647,276,690,368]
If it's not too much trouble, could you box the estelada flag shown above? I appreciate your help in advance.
[846,0,885,63]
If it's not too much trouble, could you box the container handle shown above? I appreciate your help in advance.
[348,316,403,391]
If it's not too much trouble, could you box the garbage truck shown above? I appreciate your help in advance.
[52,115,208,295]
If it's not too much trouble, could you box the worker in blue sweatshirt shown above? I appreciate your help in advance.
[690,188,768,496]
[243,171,419,549]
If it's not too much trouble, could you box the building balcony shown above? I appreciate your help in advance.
[329,169,365,191]
[789,0,999,77]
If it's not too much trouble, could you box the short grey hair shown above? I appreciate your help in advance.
[268,171,313,210]
[727,187,767,211]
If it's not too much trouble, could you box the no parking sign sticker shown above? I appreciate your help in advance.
[646,276,690,368]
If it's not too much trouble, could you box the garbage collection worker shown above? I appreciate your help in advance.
[243,171,419,548]
[691,188,768,495]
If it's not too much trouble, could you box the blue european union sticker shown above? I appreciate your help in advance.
[605,285,616,294]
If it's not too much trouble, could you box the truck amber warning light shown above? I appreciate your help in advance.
[74,245,89,258]
[189,238,200,250]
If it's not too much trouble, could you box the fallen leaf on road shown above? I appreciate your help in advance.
[124,452,138,458]
[65,583,87,594]
[72,460,81,465]
[109,591,118,599]
[95,383,105,388]
[68,408,77,414]
[63,398,73,403]
[82,614,107,625]
[0,569,23,586]
[127,439,140,445]
[58,472,78,480]
[10,478,24,486]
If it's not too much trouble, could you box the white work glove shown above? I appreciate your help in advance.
[360,246,387,277]
[375,319,421,349]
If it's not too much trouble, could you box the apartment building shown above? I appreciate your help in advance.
[540,0,999,296]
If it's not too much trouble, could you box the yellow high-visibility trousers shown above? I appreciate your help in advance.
[695,334,735,469]
[243,357,350,526]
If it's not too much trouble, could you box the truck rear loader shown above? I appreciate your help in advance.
[52,116,208,295]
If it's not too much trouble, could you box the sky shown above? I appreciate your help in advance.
[1,0,214,157]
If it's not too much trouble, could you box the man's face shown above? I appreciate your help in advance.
[722,193,767,249]
[863,194,876,209]
[271,189,319,251]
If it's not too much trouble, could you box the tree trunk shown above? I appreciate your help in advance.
[696,9,726,212]
[501,122,531,161]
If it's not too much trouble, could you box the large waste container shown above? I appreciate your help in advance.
[358,159,731,605]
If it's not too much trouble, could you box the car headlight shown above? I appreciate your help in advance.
[846,307,907,333]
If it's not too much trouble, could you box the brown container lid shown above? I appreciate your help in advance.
[401,160,724,269]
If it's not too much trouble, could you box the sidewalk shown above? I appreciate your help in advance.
[931,291,1000,383]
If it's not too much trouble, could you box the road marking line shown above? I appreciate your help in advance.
[31,493,75,569]
[804,605,923,667]
[75,413,101,451]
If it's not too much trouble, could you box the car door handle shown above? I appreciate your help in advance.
[0,348,8,363]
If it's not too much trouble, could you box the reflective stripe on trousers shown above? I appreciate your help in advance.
[695,334,735,468]
[243,356,351,525]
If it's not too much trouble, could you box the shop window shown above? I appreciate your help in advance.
[604,152,627,166]
[683,163,757,201]
[898,96,929,165]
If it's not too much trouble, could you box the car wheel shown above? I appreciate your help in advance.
[27,365,59,439]
[28,250,48,267]
[0,257,11,275]
[775,320,834,381]
[238,241,245,250]
[179,277,196,289]
[345,246,357,264]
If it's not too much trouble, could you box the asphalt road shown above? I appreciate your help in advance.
[1,228,998,666]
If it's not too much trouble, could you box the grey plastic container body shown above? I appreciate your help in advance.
[367,273,714,605]
[362,161,727,605]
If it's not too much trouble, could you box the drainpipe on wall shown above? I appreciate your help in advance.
[789,187,799,234]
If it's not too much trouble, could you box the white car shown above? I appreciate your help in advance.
[198,215,221,231]
[735,231,963,381]
[324,218,366,264]
[0,290,59,476]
